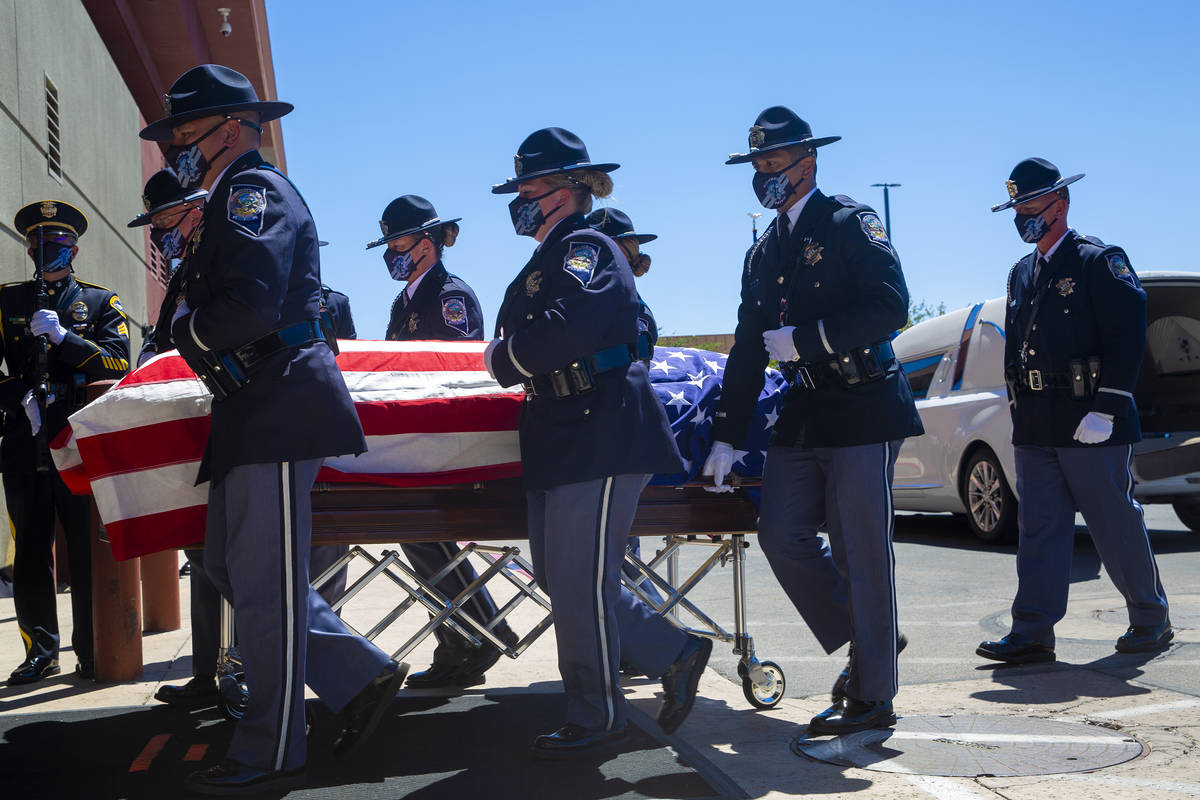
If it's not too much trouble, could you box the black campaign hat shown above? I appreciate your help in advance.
[586,208,657,244]
[128,168,208,227]
[14,200,88,240]
[365,195,461,249]
[725,106,840,165]
[991,158,1084,212]
[491,127,619,194]
[140,64,293,142]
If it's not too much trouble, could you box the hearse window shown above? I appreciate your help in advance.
[901,353,945,399]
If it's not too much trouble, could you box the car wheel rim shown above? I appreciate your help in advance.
[968,460,1003,532]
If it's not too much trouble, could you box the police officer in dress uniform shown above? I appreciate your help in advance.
[485,128,710,758]
[141,65,404,795]
[3,201,131,685]
[976,158,1171,664]
[366,194,519,688]
[702,107,923,735]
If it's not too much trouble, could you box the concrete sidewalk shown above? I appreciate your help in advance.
[1,547,1197,799]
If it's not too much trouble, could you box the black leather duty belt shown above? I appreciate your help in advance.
[195,319,330,401]
[522,342,640,399]
[779,340,896,391]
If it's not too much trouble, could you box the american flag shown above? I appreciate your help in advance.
[51,343,785,560]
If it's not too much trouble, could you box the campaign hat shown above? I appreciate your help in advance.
[585,207,657,244]
[491,127,619,194]
[128,168,207,227]
[991,157,1084,212]
[725,106,840,165]
[140,64,293,141]
[366,195,461,249]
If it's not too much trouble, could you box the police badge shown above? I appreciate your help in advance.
[525,270,542,297]
[1006,180,1018,200]
[407,313,420,333]
[748,125,765,149]
[40,201,57,219]
[802,238,824,266]
[514,155,524,176]
[1056,277,1076,297]
[71,300,89,322]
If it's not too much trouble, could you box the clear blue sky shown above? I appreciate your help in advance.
[265,1,1200,340]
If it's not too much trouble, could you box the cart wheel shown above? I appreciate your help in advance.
[742,660,785,709]
[217,673,248,722]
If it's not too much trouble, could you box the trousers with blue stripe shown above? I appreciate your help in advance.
[1012,444,1169,645]
[526,474,689,732]
[757,440,903,703]
[201,458,393,771]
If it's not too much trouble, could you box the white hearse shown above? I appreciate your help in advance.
[891,271,1200,543]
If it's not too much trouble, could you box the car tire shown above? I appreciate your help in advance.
[1172,500,1200,533]
[961,448,1018,544]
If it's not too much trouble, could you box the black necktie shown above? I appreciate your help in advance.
[1034,256,1047,286]
[778,213,791,241]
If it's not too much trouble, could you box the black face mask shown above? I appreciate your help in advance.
[752,154,807,209]
[163,120,229,190]
[1014,198,1059,244]
[31,242,75,273]
[509,189,564,237]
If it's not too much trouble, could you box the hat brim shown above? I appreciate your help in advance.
[365,217,462,250]
[725,136,841,165]
[491,162,620,194]
[991,173,1084,212]
[139,101,294,141]
[127,189,208,227]
[611,232,657,244]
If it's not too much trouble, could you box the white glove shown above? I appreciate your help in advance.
[483,339,500,381]
[21,389,56,435]
[171,300,190,326]
[763,326,799,362]
[1073,411,1114,444]
[702,441,735,492]
[30,309,67,345]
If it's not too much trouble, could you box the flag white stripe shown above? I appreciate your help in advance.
[90,462,209,522]
[325,431,520,474]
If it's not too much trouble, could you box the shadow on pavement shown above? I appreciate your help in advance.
[969,661,1152,704]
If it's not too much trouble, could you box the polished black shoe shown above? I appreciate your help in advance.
[405,658,473,689]
[184,758,304,796]
[1115,622,1174,653]
[74,660,95,681]
[332,660,409,759]
[155,674,221,707]
[448,629,520,687]
[531,724,629,760]
[808,698,897,735]
[976,632,1055,664]
[832,632,908,702]
[8,655,60,686]
[658,635,712,734]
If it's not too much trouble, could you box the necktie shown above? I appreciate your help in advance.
[778,213,791,241]
[1033,256,1047,286]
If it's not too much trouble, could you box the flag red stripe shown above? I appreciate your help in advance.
[355,396,521,434]
[106,505,206,561]
[316,461,522,487]
[77,417,211,478]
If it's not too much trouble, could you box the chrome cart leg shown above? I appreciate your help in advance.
[731,533,786,709]
[215,596,247,720]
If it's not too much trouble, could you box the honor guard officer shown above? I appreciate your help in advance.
[317,241,358,340]
[366,194,519,688]
[142,64,403,794]
[3,201,131,685]
[586,207,659,350]
[702,107,922,735]
[977,158,1171,665]
[486,128,709,758]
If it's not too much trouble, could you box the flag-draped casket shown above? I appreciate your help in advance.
[51,341,785,560]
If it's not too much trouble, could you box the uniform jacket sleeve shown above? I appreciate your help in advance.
[57,291,131,379]
[712,247,769,448]
[791,210,909,362]
[1086,246,1146,417]
[490,235,623,387]
[172,172,291,358]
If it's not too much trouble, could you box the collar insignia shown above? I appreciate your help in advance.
[748,125,765,149]
[40,201,57,219]
[1006,180,1018,200]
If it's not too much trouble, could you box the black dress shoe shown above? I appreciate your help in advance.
[976,632,1055,664]
[184,758,304,796]
[531,724,628,760]
[1115,622,1174,653]
[658,635,712,734]
[332,660,409,758]
[808,698,897,735]
[155,674,221,707]
[74,661,95,681]
[8,655,60,686]
[448,628,520,687]
[832,632,908,702]
[405,659,472,689]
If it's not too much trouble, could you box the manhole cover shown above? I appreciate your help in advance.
[792,714,1142,777]
[1098,601,1199,630]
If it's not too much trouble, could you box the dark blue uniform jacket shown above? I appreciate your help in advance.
[171,150,365,483]
[713,190,923,449]
[490,215,683,490]
[1005,230,1145,447]
[636,294,658,349]
[385,262,482,341]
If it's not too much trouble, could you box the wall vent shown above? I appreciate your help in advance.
[45,76,62,181]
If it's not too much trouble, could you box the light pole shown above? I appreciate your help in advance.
[870,183,901,239]
[748,211,762,243]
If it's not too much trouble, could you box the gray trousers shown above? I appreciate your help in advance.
[758,441,902,703]
[526,474,688,732]
[1012,444,1169,645]
[202,459,392,771]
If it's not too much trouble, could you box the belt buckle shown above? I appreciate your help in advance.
[523,380,537,398]
[796,365,815,390]
[1028,369,1043,391]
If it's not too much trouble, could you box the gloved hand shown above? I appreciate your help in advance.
[171,300,190,326]
[701,441,735,493]
[483,339,500,381]
[763,326,799,362]
[30,309,67,345]
[1073,411,1114,444]
[21,389,55,436]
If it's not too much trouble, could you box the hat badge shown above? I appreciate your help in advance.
[39,201,57,219]
[163,94,173,115]
[748,125,765,149]
[1006,180,1018,200]
[513,155,524,176]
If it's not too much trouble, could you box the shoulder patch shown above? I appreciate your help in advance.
[227,185,267,236]
[109,295,126,317]
[441,295,471,336]
[1106,251,1136,286]
[563,242,600,286]
[857,211,892,250]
